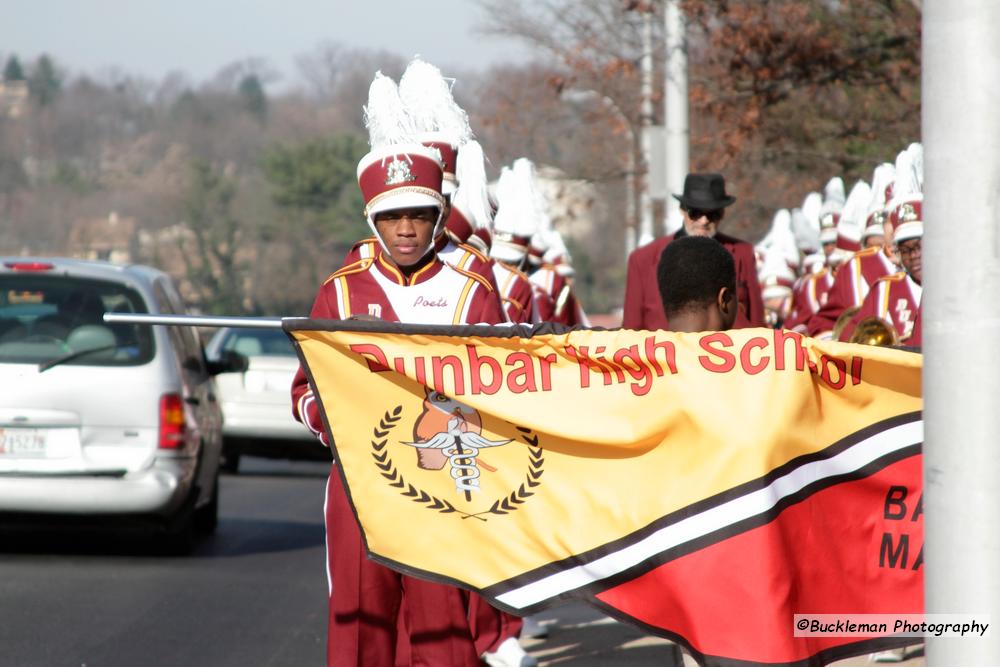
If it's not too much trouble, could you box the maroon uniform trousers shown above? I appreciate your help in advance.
[622,231,764,330]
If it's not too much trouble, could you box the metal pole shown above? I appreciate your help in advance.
[638,7,655,247]
[625,148,637,259]
[104,313,287,329]
[663,0,689,235]
[923,1,1000,664]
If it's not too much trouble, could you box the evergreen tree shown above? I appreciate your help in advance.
[238,74,267,122]
[3,55,25,82]
[28,54,61,106]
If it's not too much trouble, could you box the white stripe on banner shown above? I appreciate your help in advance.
[496,419,923,610]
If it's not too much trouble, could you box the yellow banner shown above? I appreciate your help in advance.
[289,321,922,610]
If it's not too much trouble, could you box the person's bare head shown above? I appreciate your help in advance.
[657,236,738,333]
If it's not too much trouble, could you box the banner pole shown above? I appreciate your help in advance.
[103,313,290,329]
[923,0,1000,663]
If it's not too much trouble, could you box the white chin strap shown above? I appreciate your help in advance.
[365,208,445,262]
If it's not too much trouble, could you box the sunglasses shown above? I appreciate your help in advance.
[686,208,724,222]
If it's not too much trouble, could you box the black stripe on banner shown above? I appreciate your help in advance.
[588,596,923,667]
[480,412,922,603]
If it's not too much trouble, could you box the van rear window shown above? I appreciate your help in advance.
[0,276,155,366]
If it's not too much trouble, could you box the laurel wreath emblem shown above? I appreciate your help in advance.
[370,406,544,522]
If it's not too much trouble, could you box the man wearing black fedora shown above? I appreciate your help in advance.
[623,173,764,330]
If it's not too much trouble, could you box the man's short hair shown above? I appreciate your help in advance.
[657,236,736,317]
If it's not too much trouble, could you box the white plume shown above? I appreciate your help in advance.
[802,192,823,228]
[820,177,846,218]
[763,209,799,268]
[838,180,872,244]
[905,142,923,193]
[452,140,493,230]
[867,162,896,218]
[398,57,473,144]
[493,165,538,238]
[363,71,413,149]
[893,150,917,198]
[791,207,820,252]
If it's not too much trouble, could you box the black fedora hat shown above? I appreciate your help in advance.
[672,173,736,210]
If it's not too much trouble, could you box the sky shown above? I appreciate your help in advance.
[1,0,533,88]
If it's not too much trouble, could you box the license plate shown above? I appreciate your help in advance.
[0,428,48,457]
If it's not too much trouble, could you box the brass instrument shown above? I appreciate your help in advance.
[831,306,860,341]
[849,316,899,347]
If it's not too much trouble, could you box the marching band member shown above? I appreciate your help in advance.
[344,58,501,302]
[291,72,506,667]
[489,164,539,324]
[807,162,899,339]
[840,148,924,346]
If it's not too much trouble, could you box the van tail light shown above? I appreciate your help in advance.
[4,261,55,271]
[159,393,186,449]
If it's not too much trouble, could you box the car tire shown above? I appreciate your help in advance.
[157,507,196,556]
[220,446,240,474]
[195,473,219,535]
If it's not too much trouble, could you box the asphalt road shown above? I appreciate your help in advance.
[0,457,329,667]
[0,456,925,667]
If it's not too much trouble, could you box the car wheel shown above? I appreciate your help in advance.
[195,473,219,535]
[157,508,196,556]
[220,445,240,474]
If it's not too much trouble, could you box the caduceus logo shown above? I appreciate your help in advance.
[404,390,511,500]
[369,390,545,521]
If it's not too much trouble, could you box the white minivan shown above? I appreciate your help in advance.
[0,258,243,552]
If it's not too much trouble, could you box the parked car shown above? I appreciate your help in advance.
[0,258,244,552]
[205,326,326,473]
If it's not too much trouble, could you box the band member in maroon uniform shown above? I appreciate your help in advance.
[807,162,898,338]
[840,181,923,346]
[623,173,764,330]
[291,73,504,667]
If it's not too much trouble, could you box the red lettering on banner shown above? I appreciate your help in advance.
[505,351,537,393]
[699,333,735,373]
[819,354,847,390]
[850,356,863,386]
[644,336,678,376]
[614,345,654,396]
[772,329,807,372]
[350,343,390,372]
[467,345,502,395]
[538,353,555,391]
[432,355,465,395]
[740,337,770,375]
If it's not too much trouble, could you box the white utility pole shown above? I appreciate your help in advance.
[663,0,689,235]
[638,7,655,247]
[923,1,1000,665]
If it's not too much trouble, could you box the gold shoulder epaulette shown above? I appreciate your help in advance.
[323,258,372,285]
[458,242,489,263]
[451,264,494,293]
[508,265,530,282]
[877,271,907,284]
[350,236,377,251]
[853,246,880,260]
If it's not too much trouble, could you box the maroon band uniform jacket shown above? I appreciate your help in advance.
[622,231,765,330]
